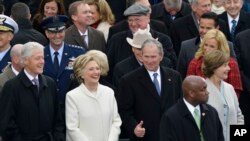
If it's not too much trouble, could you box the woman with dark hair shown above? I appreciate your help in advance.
[32,0,66,35]
[203,50,244,141]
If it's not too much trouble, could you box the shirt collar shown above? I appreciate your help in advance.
[24,69,39,81]
[49,44,64,57]
[147,67,160,79]
[79,29,89,36]
[227,13,240,23]
[183,98,201,116]
[11,64,19,76]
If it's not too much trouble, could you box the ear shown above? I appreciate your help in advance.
[71,15,77,22]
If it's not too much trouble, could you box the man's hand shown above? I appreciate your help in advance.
[134,121,146,138]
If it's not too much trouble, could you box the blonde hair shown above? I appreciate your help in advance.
[85,0,115,24]
[86,50,109,75]
[73,50,108,83]
[195,29,230,59]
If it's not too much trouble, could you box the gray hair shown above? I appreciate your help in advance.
[10,44,23,58]
[11,2,30,21]
[164,0,182,8]
[141,39,164,55]
[21,42,44,63]
[189,0,199,5]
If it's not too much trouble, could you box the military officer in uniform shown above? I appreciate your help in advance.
[41,15,85,109]
[0,14,18,73]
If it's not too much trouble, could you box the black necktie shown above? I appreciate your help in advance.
[54,52,59,73]
[230,20,237,44]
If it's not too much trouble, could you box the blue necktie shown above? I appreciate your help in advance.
[153,73,161,95]
[230,20,237,43]
[54,52,59,73]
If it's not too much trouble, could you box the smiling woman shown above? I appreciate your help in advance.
[32,0,65,35]
[203,50,244,141]
[187,29,242,97]
[65,52,121,141]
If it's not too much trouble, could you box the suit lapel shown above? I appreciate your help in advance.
[88,27,93,50]
[72,25,86,48]
[187,15,199,37]
[138,67,161,103]
[58,46,70,76]
[44,46,56,75]
[160,67,175,109]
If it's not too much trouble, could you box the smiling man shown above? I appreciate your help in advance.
[218,0,250,44]
[0,42,65,141]
[118,39,182,141]
[42,15,85,110]
[0,14,18,73]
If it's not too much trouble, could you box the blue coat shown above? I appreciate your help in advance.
[0,49,10,73]
[43,43,85,103]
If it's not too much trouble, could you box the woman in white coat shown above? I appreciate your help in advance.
[202,50,244,141]
[66,51,121,141]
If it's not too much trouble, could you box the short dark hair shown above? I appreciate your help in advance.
[200,12,219,27]
[11,2,30,21]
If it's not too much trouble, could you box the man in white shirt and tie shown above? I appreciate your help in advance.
[118,39,182,141]
[160,75,224,141]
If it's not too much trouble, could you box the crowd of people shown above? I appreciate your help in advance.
[0,0,250,141]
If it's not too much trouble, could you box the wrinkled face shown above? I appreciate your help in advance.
[132,47,143,63]
[193,79,209,104]
[44,1,58,17]
[213,62,230,80]
[127,15,150,33]
[199,18,217,38]
[82,60,101,85]
[142,44,163,71]
[24,48,44,77]
[203,38,219,54]
[89,4,100,25]
[192,0,211,19]
[224,0,243,19]
[45,30,65,48]
[72,3,92,26]
[213,0,224,7]
[0,31,13,49]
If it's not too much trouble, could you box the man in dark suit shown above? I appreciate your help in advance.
[151,0,191,30]
[41,15,85,108]
[218,0,250,52]
[0,44,23,93]
[10,2,48,46]
[118,39,182,141]
[169,0,211,56]
[108,0,168,40]
[112,29,172,89]
[0,42,65,141]
[235,29,250,124]
[177,12,236,79]
[0,15,18,73]
[160,75,224,141]
[65,1,106,52]
[107,3,176,83]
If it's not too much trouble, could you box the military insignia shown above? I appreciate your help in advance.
[65,57,76,70]
[0,17,6,25]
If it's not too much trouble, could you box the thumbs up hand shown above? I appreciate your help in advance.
[134,121,146,138]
